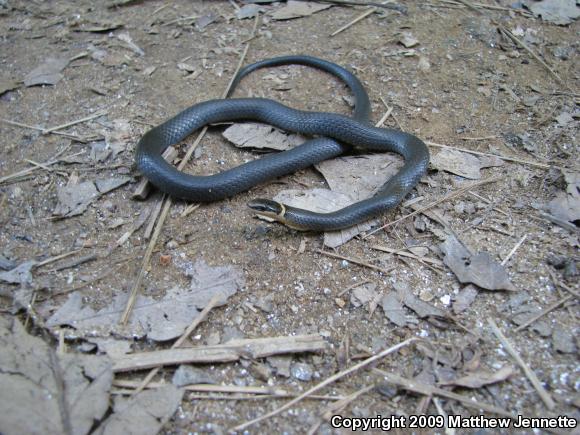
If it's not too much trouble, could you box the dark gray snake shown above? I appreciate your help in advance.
[135,55,429,231]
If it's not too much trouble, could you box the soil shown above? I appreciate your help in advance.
[0,1,578,434]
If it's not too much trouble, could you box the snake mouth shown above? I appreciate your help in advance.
[247,199,285,216]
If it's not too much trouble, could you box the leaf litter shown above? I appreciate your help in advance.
[24,57,69,87]
[431,148,503,179]
[439,234,516,291]
[222,122,306,150]
[271,1,331,20]
[95,385,183,435]
[0,316,113,435]
[47,258,243,341]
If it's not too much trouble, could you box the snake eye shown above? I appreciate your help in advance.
[247,199,283,215]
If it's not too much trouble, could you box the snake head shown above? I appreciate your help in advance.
[247,199,285,218]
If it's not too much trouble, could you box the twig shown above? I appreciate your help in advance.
[487,319,555,410]
[162,15,200,26]
[365,177,499,237]
[514,295,575,332]
[316,249,396,275]
[113,380,345,400]
[231,339,416,432]
[35,249,83,268]
[42,110,107,134]
[133,294,222,394]
[374,369,514,417]
[307,385,374,435]
[113,334,326,372]
[119,15,260,326]
[337,279,372,296]
[330,7,377,37]
[371,245,444,266]
[426,141,552,169]
[501,234,527,266]
[498,27,563,85]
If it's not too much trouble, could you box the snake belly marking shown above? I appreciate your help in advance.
[135,55,430,231]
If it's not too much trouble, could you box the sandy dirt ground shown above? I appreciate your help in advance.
[0,0,578,434]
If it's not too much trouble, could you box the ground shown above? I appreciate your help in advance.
[0,0,578,434]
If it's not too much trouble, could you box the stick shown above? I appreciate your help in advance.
[113,334,326,372]
[426,141,552,169]
[42,110,107,134]
[501,234,527,266]
[133,294,222,394]
[119,15,260,326]
[316,249,396,275]
[231,338,416,431]
[514,295,575,332]
[498,27,563,85]
[371,245,444,266]
[330,7,377,37]
[487,319,555,410]
[365,177,499,237]
[374,369,514,417]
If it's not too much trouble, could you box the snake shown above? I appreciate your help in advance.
[135,55,429,231]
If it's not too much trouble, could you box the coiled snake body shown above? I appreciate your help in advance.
[135,55,429,231]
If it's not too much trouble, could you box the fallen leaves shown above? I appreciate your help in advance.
[440,365,515,389]
[223,122,306,151]
[431,148,503,179]
[440,234,516,291]
[271,1,331,20]
[24,57,69,87]
[526,0,580,25]
[53,177,131,218]
[0,317,113,435]
[545,170,580,225]
[47,258,243,341]
[95,386,183,435]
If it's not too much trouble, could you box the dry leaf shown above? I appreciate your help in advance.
[350,282,378,310]
[452,284,478,314]
[381,292,413,326]
[95,385,183,435]
[399,32,419,48]
[316,154,403,201]
[526,0,580,25]
[0,317,113,435]
[24,57,69,86]
[440,366,515,388]
[53,181,100,217]
[0,260,36,285]
[395,282,447,319]
[432,149,484,179]
[546,170,580,224]
[271,188,373,248]
[0,78,19,95]
[47,259,243,341]
[271,0,331,20]
[222,122,306,151]
[439,234,516,291]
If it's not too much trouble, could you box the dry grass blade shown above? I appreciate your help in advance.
[330,7,377,37]
[133,294,222,394]
[113,335,326,372]
[364,177,499,237]
[119,15,261,325]
[231,338,416,432]
[488,319,555,410]
[316,249,396,275]
[514,295,575,332]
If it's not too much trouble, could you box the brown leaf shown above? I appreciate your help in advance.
[440,365,515,388]
[47,258,243,341]
[24,57,69,86]
[222,122,306,151]
[0,317,113,435]
[271,0,331,20]
[440,235,515,291]
[95,385,183,435]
